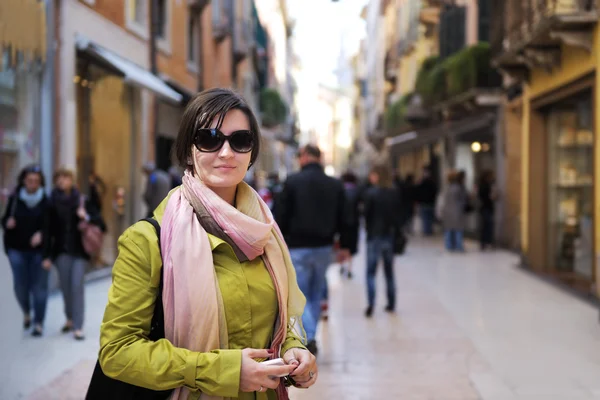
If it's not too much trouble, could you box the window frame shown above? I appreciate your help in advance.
[125,0,149,40]
[186,12,201,74]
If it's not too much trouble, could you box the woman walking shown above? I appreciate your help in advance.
[97,88,317,399]
[441,171,467,252]
[2,165,51,337]
[363,165,399,318]
[46,168,105,340]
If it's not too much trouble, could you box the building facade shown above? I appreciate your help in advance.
[0,0,50,214]
[494,0,600,296]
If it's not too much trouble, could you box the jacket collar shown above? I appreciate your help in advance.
[301,162,323,172]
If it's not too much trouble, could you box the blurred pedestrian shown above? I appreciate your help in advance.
[88,172,106,212]
[477,169,498,250]
[441,170,467,252]
[142,162,171,218]
[277,144,350,356]
[363,165,399,317]
[46,168,106,340]
[398,174,416,234]
[95,88,316,399]
[1,165,50,337]
[168,165,183,189]
[416,166,438,236]
[339,171,361,279]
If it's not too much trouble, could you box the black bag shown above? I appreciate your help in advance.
[393,231,408,255]
[85,218,173,400]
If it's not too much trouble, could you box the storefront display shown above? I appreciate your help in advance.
[547,95,594,279]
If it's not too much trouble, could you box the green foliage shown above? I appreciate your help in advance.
[415,43,493,104]
[384,93,413,134]
[260,88,288,127]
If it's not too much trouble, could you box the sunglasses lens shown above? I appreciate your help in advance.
[229,131,254,153]
[195,129,223,152]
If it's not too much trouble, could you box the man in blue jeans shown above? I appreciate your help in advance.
[277,145,350,356]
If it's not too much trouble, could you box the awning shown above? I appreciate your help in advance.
[75,36,183,104]
[386,113,495,155]
[160,74,195,105]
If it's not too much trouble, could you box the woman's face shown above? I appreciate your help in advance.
[192,109,253,192]
[369,172,380,186]
[24,172,42,193]
[58,174,74,191]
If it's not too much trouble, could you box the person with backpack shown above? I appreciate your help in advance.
[1,165,51,337]
[93,89,317,400]
[45,168,105,341]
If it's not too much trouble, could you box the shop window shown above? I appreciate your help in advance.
[547,94,594,279]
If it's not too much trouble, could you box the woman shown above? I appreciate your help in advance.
[477,169,497,250]
[441,170,467,252]
[363,165,399,318]
[98,88,317,399]
[1,165,50,337]
[46,168,106,340]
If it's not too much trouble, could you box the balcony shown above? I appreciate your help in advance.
[233,19,253,61]
[415,44,502,112]
[385,48,398,83]
[212,0,232,42]
[494,0,598,80]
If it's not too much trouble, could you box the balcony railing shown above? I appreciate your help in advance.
[505,0,596,48]
[212,0,232,41]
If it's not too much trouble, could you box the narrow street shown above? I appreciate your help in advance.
[2,237,600,400]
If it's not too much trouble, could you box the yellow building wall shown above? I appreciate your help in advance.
[521,25,600,292]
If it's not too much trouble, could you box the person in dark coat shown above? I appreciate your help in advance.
[1,165,51,337]
[339,171,361,279]
[276,144,350,355]
[477,169,497,250]
[363,164,400,318]
[416,166,438,236]
[45,168,106,341]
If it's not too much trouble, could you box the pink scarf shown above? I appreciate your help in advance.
[161,171,306,400]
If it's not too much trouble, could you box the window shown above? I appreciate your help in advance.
[187,14,201,72]
[126,0,148,38]
[156,0,167,39]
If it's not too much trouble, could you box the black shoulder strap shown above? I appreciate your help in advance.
[139,218,165,341]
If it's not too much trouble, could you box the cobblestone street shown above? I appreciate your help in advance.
[3,237,600,399]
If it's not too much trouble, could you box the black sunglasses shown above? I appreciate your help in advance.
[194,128,255,153]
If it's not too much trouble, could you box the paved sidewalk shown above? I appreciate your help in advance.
[3,237,600,399]
[291,237,600,400]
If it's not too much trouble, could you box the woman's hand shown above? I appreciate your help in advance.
[240,348,297,393]
[77,207,89,221]
[42,259,52,271]
[283,347,318,388]
[6,217,16,229]
[30,231,42,247]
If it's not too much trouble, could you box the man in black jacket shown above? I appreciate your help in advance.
[276,145,349,355]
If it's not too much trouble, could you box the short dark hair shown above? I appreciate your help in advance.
[17,164,46,189]
[299,144,321,159]
[173,88,261,171]
[341,171,358,184]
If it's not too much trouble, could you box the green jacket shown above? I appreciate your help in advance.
[99,197,305,399]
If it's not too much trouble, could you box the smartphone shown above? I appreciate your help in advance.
[261,358,288,377]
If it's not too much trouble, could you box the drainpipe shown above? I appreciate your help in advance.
[150,0,159,165]
[41,0,56,189]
